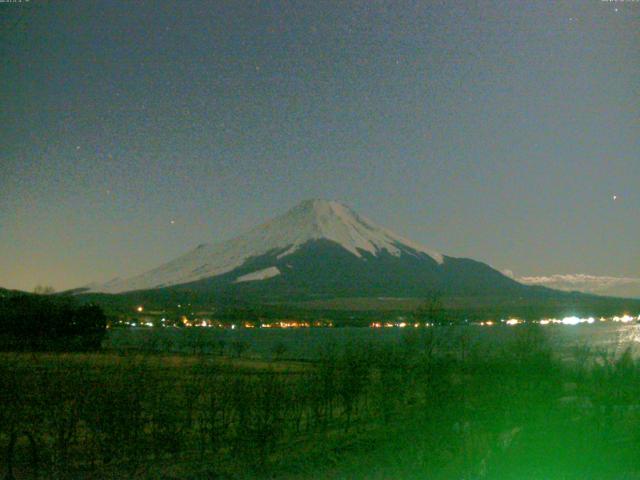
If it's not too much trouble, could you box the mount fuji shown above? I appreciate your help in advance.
[85,199,534,300]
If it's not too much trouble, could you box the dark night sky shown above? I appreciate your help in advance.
[1,0,638,296]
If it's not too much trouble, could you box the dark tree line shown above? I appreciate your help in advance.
[0,294,106,351]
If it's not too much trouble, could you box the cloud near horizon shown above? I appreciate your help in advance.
[502,271,640,299]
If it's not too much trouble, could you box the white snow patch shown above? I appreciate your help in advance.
[234,266,281,283]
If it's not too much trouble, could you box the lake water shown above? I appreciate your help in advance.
[104,322,640,361]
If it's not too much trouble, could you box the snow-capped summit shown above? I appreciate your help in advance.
[258,199,443,263]
[88,199,444,293]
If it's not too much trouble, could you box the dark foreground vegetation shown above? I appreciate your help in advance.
[0,293,106,351]
[2,325,640,479]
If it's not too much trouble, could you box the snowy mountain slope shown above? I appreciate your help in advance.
[88,200,444,293]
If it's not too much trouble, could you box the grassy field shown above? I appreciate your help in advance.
[2,325,640,479]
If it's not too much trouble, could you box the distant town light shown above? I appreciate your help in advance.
[136,306,143,312]
[477,320,495,326]
[562,316,581,326]
[560,316,596,326]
